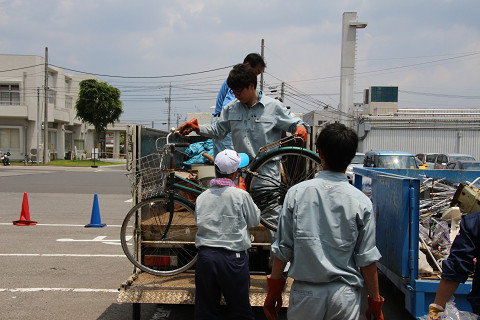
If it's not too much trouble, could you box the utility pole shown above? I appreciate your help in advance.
[260,39,265,92]
[281,82,285,102]
[43,47,49,165]
[176,114,181,128]
[167,84,172,130]
[36,87,40,164]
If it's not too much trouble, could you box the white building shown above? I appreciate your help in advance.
[0,54,129,162]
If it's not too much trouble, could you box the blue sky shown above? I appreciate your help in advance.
[1,0,479,129]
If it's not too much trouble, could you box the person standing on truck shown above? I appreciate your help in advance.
[428,211,480,319]
[263,123,385,320]
[212,53,266,157]
[194,149,261,320]
[177,63,309,162]
[177,63,309,255]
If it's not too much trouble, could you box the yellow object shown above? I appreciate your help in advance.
[451,183,480,214]
[427,303,444,320]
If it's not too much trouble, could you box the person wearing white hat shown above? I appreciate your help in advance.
[194,149,260,320]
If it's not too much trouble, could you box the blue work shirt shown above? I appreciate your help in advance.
[214,79,236,116]
[199,92,309,160]
[441,211,480,310]
[272,170,381,288]
[195,184,260,252]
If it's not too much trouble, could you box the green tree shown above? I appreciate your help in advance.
[75,79,123,166]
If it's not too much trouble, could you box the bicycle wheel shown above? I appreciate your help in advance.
[120,194,198,276]
[245,147,322,231]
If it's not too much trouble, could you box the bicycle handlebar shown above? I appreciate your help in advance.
[154,130,190,151]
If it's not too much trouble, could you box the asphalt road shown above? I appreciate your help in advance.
[0,164,415,320]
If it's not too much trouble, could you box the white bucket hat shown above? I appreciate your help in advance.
[215,149,249,174]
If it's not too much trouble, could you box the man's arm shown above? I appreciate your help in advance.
[270,256,287,280]
[361,262,385,320]
[214,80,229,114]
[360,262,381,299]
[432,278,460,308]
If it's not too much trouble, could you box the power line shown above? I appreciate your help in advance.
[400,90,480,99]
[49,64,234,79]
[0,63,44,73]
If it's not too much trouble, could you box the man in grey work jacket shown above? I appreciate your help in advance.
[264,123,384,320]
[178,63,310,251]
[212,53,266,157]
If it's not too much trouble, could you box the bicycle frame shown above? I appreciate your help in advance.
[121,131,322,275]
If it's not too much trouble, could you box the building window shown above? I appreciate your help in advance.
[65,96,73,109]
[65,79,72,94]
[48,89,56,104]
[65,132,73,151]
[0,84,20,105]
[74,139,85,152]
[48,130,57,155]
[0,128,21,149]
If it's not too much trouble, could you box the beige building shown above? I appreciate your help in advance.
[0,54,129,162]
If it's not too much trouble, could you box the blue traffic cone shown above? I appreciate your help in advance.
[85,194,106,228]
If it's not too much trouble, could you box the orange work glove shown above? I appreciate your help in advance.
[177,118,199,135]
[263,275,286,320]
[236,176,246,191]
[365,295,384,320]
[294,125,307,142]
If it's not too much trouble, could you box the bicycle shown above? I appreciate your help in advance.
[120,129,322,276]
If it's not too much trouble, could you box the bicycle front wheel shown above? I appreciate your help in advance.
[120,194,198,276]
[245,147,322,231]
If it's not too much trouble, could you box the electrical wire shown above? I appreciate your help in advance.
[49,64,234,79]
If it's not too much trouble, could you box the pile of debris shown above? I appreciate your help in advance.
[418,178,480,275]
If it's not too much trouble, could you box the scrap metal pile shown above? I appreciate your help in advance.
[418,177,480,276]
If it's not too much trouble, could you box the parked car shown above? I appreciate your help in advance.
[434,153,476,169]
[346,152,365,184]
[364,150,418,169]
[416,153,438,168]
[415,157,428,169]
[445,160,480,170]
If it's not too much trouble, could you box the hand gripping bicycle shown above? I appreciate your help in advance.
[121,130,322,276]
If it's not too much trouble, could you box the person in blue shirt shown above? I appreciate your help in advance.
[194,149,260,320]
[263,123,384,320]
[212,53,266,157]
[428,211,480,318]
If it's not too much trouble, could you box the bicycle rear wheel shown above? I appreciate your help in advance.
[245,147,322,231]
[120,194,198,276]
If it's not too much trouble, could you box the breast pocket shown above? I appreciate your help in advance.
[227,112,244,134]
[253,116,275,137]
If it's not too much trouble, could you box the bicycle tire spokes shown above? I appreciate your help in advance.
[246,148,322,231]
[121,196,198,276]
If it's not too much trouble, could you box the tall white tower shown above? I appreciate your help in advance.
[339,12,367,127]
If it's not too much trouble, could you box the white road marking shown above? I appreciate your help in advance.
[0,253,125,257]
[56,236,131,245]
[0,288,118,293]
[57,236,113,242]
[0,223,121,227]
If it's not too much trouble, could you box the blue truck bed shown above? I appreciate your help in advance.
[353,167,478,319]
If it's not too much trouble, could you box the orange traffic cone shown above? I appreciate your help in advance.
[13,192,37,226]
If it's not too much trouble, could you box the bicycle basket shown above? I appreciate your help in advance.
[127,153,166,200]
